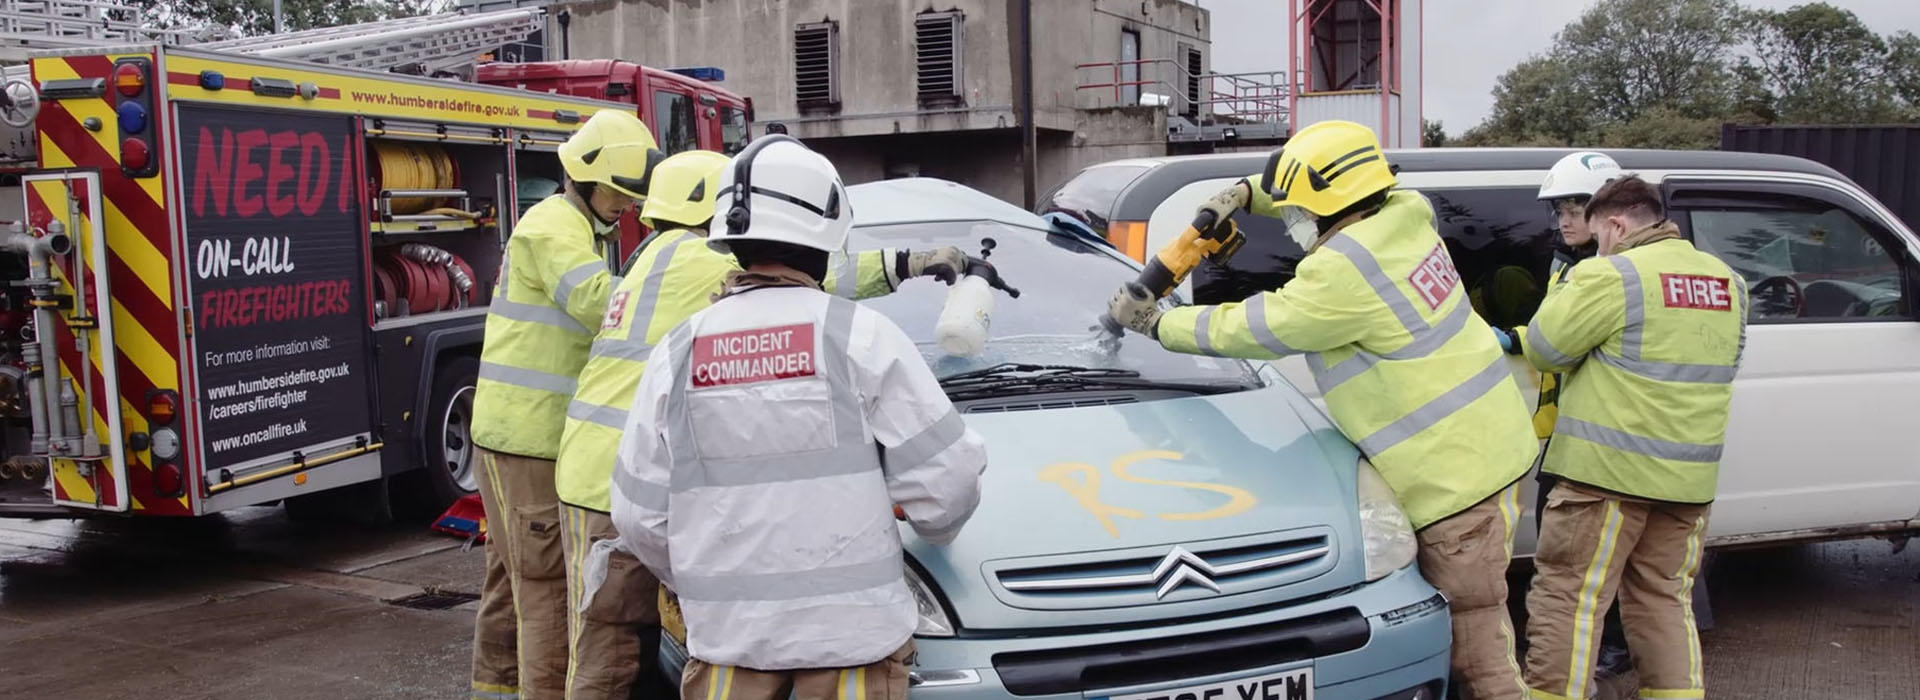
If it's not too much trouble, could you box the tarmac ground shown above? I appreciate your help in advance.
[1,507,1913,699]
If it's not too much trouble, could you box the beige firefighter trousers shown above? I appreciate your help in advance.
[1417,482,1529,700]
[1524,481,1710,700]
[560,503,663,699]
[470,454,519,700]
[472,447,570,700]
[680,642,915,700]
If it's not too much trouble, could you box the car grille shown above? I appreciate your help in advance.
[991,607,1369,695]
[986,529,1336,610]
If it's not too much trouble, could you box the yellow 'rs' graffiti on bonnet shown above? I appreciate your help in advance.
[1039,450,1258,538]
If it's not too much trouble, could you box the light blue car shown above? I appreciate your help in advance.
[659,179,1450,700]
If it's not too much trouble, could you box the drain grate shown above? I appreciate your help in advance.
[388,590,480,610]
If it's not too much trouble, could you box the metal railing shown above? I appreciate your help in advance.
[1074,58,1289,126]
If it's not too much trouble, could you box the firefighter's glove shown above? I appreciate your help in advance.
[1493,327,1522,355]
[1196,179,1253,232]
[904,246,970,284]
[1107,283,1163,340]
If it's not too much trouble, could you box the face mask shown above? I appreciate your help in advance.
[589,210,619,237]
[1278,205,1322,252]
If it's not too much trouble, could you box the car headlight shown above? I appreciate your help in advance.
[1357,457,1418,582]
[904,564,956,637]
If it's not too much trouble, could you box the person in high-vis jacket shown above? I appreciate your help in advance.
[1498,150,1636,684]
[469,109,663,700]
[609,135,986,700]
[1106,120,1537,700]
[1511,176,1745,700]
[554,149,973,699]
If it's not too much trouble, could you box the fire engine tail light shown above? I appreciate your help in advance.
[144,390,184,498]
[112,57,159,178]
[147,390,178,426]
[112,62,145,97]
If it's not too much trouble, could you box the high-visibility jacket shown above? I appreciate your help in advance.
[1158,189,1536,529]
[555,228,894,511]
[610,284,986,669]
[1529,250,1590,439]
[1522,232,1747,504]
[473,195,622,460]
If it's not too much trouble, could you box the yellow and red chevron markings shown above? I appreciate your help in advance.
[30,52,191,515]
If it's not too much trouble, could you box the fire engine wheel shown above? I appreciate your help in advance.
[394,355,479,516]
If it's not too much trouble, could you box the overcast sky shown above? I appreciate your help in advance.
[1197,0,1920,135]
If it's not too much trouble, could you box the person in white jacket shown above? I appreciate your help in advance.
[609,135,987,700]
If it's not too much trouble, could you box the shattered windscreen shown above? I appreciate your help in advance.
[845,221,1259,387]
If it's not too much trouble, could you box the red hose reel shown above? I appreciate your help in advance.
[371,244,479,319]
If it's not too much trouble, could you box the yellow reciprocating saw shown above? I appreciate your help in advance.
[1101,208,1246,335]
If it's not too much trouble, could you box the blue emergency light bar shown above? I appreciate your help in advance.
[667,67,725,82]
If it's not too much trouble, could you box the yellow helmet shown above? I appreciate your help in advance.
[640,150,730,228]
[1259,120,1396,217]
[558,110,665,200]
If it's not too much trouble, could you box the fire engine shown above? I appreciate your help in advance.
[0,4,735,519]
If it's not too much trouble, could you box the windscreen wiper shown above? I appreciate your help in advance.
[937,363,1238,401]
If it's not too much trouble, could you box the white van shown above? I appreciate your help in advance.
[1041,148,1920,556]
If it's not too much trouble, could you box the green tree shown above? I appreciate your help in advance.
[1422,119,1448,147]
[122,0,444,37]
[1460,55,1593,146]
[1745,3,1899,123]
[1553,0,1742,123]
[1888,31,1920,119]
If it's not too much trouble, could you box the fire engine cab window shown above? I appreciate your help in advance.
[720,107,748,155]
[655,91,697,154]
[1423,188,1558,330]
[1689,205,1907,320]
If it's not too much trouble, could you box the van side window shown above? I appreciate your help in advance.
[654,91,697,154]
[720,106,748,154]
[1422,188,1558,329]
[1686,203,1907,320]
[1191,211,1305,305]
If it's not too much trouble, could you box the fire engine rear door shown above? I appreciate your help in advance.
[21,171,130,512]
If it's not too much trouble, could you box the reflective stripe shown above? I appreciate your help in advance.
[1323,235,1430,335]
[1192,307,1219,356]
[1592,350,1736,384]
[1568,499,1624,700]
[1638,691,1705,700]
[1494,483,1529,696]
[1556,416,1722,463]
[1353,354,1511,456]
[490,297,590,333]
[1526,322,1579,368]
[883,408,965,475]
[1609,256,1644,360]
[1310,300,1472,394]
[1732,275,1750,364]
[567,399,628,429]
[831,253,859,299]
[588,232,694,364]
[589,335,657,363]
[673,555,903,601]
[611,460,670,512]
[673,440,880,491]
[479,361,578,394]
[1676,514,1708,690]
[554,261,607,311]
[822,298,867,445]
[1243,292,1301,355]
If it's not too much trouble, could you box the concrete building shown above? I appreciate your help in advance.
[557,0,1287,205]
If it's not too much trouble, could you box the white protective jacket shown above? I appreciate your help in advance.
[610,283,987,670]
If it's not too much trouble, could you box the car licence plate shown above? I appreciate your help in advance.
[1104,668,1313,700]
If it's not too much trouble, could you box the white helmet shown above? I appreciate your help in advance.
[709,135,852,255]
[1538,151,1623,201]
